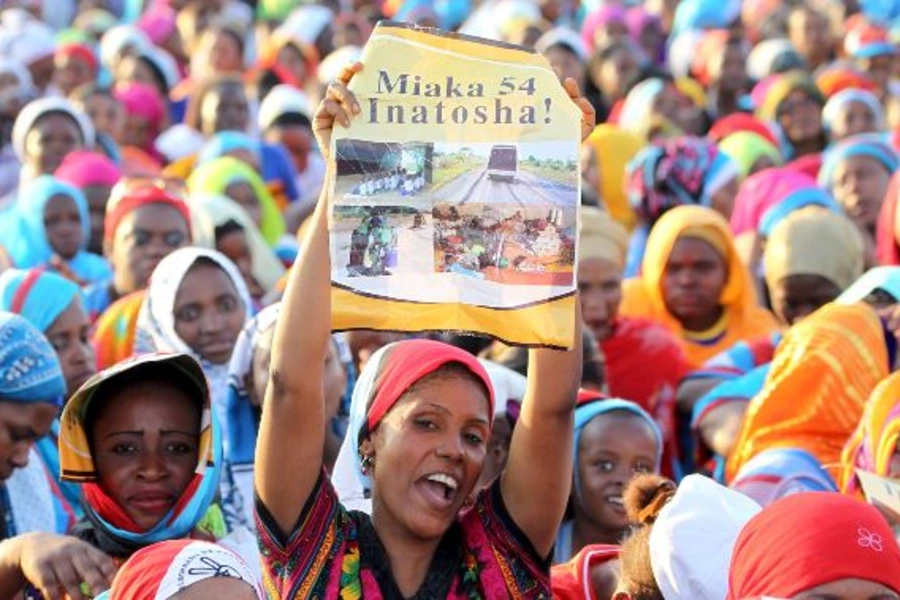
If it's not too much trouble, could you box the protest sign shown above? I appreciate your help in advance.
[856,469,900,519]
[328,21,582,348]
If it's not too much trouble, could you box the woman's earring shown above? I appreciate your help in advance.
[360,454,374,475]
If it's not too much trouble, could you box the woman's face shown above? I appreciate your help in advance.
[200,84,249,135]
[115,55,157,93]
[596,48,640,102]
[594,21,629,49]
[172,578,260,600]
[832,155,891,233]
[362,373,491,541]
[120,114,152,150]
[662,237,728,329]
[109,203,190,295]
[201,31,243,75]
[578,257,622,342]
[545,46,584,88]
[833,101,878,140]
[575,412,658,534]
[225,182,262,227]
[0,401,57,481]
[715,43,747,92]
[54,55,95,97]
[862,55,896,94]
[265,124,314,174]
[769,274,841,326]
[91,381,200,531]
[81,93,123,140]
[216,228,263,300]
[45,296,96,396]
[173,262,245,365]
[275,44,308,86]
[25,113,82,173]
[44,193,83,259]
[778,90,824,145]
[793,578,900,600]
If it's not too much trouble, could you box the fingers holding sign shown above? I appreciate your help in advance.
[314,61,364,162]
[563,77,596,143]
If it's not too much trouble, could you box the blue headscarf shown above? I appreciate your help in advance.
[197,131,261,166]
[838,266,900,305]
[730,447,837,507]
[0,312,65,404]
[573,397,663,497]
[0,269,82,332]
[758,187,843,237]
[6,177,112,283]
[818,134,900,193]
[671,0,740,36]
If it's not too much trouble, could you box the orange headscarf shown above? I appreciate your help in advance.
[619,206,779,367]
[585,125,643,231]
[726,303,889,482]
[840,371,900,495]
[91,290,146,370]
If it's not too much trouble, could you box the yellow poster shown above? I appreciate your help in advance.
[329,22,581,349]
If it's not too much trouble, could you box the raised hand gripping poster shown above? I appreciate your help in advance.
[329,22,581,348]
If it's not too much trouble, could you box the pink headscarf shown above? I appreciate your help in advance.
[136,6,177,46]
[729,168,819,236]
[114,82,166,150]
[581,4,627,54]
[54,150,121,188]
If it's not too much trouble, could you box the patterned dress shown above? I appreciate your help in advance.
[256,472,551,599]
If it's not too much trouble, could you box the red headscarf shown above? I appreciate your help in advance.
[728,493,900,599]
[551,544,620,600]
[365,340,495,433]
[877,170,900,265]
[104,185,191,246]
[55,42,98,72]
[708,114,779,148]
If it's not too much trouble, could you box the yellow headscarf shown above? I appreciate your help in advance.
[840,371,900,495]
[187,157,286,246]
[763,207,864,292]
[585,125,643,230]
[577,207,629,267]
[726,303,888,482]
[619,205,779,367]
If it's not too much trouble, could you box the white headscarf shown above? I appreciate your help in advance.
[649,475,761,599]
[331,352,525,514]
[257,84,311,131]
[134,247,252,433]
[11,97,95,161]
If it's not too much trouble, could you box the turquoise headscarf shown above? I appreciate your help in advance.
[818,134,900,193]
[197,132,261,166]
[0,311,65,404]
[0,269,82,332]
[573,396,662,498]
[6,177,112,283]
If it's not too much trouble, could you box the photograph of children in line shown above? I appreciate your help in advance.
[334,139,433,206]
[332,205,433,278]
[433,203,576,286]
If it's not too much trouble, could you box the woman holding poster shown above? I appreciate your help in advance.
[254,62,592,598]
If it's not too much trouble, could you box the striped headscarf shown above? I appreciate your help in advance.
[0,311,65,404]
[726,303,890,482]
[841,371,900,495]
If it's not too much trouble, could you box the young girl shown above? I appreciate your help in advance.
[254,62,591,597]
[555,391,662,564]
[7,176,112,285]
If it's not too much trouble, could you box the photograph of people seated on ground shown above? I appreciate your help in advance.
[332,205,431,278]
[433,202,576,285]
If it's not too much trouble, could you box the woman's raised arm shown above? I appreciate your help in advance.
[255,64,363,535]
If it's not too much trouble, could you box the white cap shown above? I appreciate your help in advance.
[154,124,205,162]
[258,84,312,131]
[100,24,150,68]
[649,475,761,600]
[277,5,334,49]
[535,27,589,62]
[12,97,95,160]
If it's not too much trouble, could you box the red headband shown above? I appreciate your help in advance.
[366,340,495,432]
[56,43,98,73]
[104,188,191,245]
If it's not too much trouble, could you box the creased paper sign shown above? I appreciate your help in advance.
[328,21,581,349]
[856,469,900,518]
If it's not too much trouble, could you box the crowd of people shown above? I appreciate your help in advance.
[2,0,900,598]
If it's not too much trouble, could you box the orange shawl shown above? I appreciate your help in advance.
[726,303,889,482]
[840,371,900,494]
[585,125,644,231]
[619,205,778,368]
[91,290,146,370]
